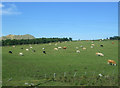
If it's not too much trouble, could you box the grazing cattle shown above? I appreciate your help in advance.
[26,49,29,51]
[80,45,83,48]
[12,45,15,47]
[54,48,58,50]
[43,50,46,54]
[96,52,104,56]
[100,45,103,47]
[9,51,12,54]
[76,50,80,53]
[30,47,32,49]
[19,52,23,56]
[112,42,114,44]
[91,46,93,48]
[91,44,95,46]
[58,47,62,49]
[108,60,117,66]
[82,47,86,50]
[63,47,67,49]
[76,47,79,49]
[42,48,45,50]
[99,74,103,77]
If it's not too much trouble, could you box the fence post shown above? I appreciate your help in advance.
[64,72,66,77]
[74,72,77,77]
[54,73,56,78]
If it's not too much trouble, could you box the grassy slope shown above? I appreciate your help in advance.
[2,40,118,86]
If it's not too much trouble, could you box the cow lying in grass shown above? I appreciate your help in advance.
[83,47,86,50]
[54,48,58,50]
[63,46,67,49]
[96,52,104,56]
[91,44,95,46]
[58,47,62,49]
[12,45,15,47]
[108,60,117,66]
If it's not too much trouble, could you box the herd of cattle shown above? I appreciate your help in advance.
[8,41,117,66]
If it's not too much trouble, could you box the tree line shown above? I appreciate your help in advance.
[109,36,120,40]
[1,37,72,46]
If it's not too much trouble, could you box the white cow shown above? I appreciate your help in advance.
[26,49,29,51]
[13,45,15,47]
[19,52,23,56]
[58,47,62,49]
[83,47,86,50]
[76,50,80,53]
[54,48,58,50]
[76,47,79,49]
[91,46,93,48]
[42,48,45,50]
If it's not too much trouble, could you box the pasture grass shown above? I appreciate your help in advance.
[2,40,118,86]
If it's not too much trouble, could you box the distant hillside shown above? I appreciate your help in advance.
[1,34,35,40]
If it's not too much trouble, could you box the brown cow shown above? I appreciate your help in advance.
[108,60,117,66]
[63,47,67,49]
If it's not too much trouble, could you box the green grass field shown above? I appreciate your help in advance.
[2,40,118,86]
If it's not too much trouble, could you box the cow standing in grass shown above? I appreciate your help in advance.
[80,45,83,48]
[9,51,12,54]
[26,49,29,51]
[91,46,93,48]
[63,47,66,49]
[19,52,23,56]
[108,60,117,66]
[100,45,103,47]
[43,50,46,54]
[76,50,80,53]
[112,42,114,44]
